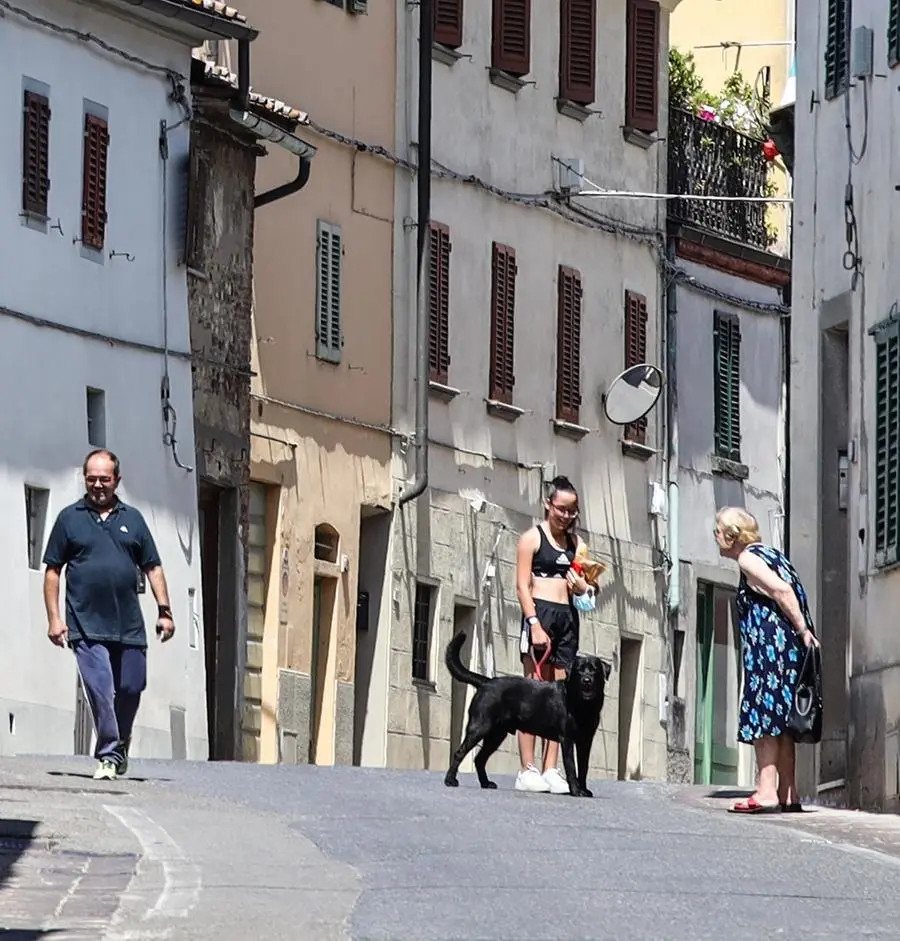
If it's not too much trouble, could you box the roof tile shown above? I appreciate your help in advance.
[194,56,309,126]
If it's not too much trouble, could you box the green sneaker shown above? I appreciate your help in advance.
[93,758,118,781]
[117,739,131,777]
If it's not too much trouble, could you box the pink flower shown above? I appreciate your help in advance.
[698,105,717,122]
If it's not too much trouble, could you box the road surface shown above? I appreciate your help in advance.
[2,755,900,940]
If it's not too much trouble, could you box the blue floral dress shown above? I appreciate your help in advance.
[734,544,814,743]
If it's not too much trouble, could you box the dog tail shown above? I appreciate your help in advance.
[444,631,489,689]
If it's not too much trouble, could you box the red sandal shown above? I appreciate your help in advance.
[728,797,781,815]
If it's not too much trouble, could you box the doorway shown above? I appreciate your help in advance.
[198,480,241,761]
[694,582,740,784]
[353,508,392,766]
[310,575,336,763]
[617,636,643,780]
[449,605,476,760]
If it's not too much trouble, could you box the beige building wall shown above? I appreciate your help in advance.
[670,0,793,252]
[227,0,396,765]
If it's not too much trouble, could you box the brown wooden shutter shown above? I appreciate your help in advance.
[492,0,531,77]
[559,0,596,106]
[434,0,463,48]
[556,266,583,424]
[428,222,451,384]
[626,0,660,132]
[489,242,517,404]
[81,114,109,250]
[22,91,51,217]
[624,290,649,444]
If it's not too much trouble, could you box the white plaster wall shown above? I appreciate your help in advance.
[0,1,206,760]
[388,0,671,780]
[676,261,786,568]
[793,0,900,807]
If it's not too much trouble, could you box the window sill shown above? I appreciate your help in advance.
[413,678,437,694]
[623,126,657,150]
[485,399,525,422]
[432,43,463,66]
[20,210,49,234]
[621,439,656,461]
[429,380,461,402]
[556,98,594,122]
[711,455,749,480]
[489,68,527,93]
[552,419,590,441]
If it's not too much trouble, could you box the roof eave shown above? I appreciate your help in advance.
[113,0,258,42]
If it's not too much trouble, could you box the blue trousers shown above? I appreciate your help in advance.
[74,641,147,763]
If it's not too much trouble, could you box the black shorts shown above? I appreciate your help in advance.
[520,599,579,671]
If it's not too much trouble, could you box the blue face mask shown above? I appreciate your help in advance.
[572,589,596,613]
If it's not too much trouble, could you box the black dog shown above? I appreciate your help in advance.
[443,631,610,797]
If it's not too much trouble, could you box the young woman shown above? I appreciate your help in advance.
[515,476,590,794]
[714,506,820,814]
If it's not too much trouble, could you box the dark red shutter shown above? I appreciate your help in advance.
[428,222,451,384]
[489,243,517,404]
[81,114,109,250]
[22,91,51,217]
[556,266,583,424]
[559,0,596,106]
[492,0,531,77]
[626,0,660,132]
[434,0,463,48]
[624,290,649,443]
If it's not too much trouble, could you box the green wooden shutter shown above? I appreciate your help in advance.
[713,311,741,462]
[824,0,850,99]
[874,323,900,566]
[315,220,343,364]
[889,0,900,67]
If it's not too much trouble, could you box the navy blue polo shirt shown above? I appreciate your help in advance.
[43,498,162,647]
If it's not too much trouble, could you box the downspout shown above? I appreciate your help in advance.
[255,158,311,208]
[398,0,432,506]
[666,236,680,616]
[235,39,251,112]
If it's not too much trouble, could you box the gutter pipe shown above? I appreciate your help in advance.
[398,0,432,506]
[666,236,680,615]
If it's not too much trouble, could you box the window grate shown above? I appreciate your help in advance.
[412,582,434,682]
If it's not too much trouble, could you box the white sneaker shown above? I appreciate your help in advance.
[515,764,552,793]
[542,767,571,795]
[93,758,118,781]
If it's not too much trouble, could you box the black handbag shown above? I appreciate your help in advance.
[787,645,823,744]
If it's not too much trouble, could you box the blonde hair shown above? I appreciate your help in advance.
[716,507,761,549]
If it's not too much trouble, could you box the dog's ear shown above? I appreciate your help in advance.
[600,659,612,681]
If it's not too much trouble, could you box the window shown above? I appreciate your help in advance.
[24,486,50,571]
[489,242,517,404]
[713,311,741,462]
[492,0,531,77]
[22,90,51,218]
[314,523,340,563]
[824,0,851,98]
[434,0,463,48]
[556,265,583,424]
[559,0,596,107]
[428,222,451,384]
[316,220,343,363]
[624,291,649,443]
[86,387,106,447]
[874,321,900,566]
[890,0,900,67]
[412,582,435,682]
[81,112,109,251]
[625,0,660,133]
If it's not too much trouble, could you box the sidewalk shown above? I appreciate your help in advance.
[0,758,144,939]
[675,785,900,866]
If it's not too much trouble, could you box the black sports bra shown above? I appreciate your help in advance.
[531,526,576,579]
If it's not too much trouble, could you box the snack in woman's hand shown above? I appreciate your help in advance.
[574,543,607,586]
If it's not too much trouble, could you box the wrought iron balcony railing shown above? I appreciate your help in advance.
[667,106,772,251]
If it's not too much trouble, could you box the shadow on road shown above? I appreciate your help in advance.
[705,788,754,800]
[0,932,66,939]
[0,818,39,893]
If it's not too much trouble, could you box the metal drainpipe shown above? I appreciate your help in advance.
[235,39,251,112]
[666,236,680,616]
[255,158,312,208]
[398,0,432,506]
[782,280,792,557]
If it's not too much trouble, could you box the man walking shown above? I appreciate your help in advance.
[43,449,175,780]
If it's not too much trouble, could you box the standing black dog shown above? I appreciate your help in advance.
[444,631,610,797]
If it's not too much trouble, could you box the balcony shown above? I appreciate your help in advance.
[667,106,773,252]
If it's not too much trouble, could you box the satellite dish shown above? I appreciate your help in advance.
[602,363,664,426]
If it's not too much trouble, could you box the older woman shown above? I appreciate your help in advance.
[713,507,820,814]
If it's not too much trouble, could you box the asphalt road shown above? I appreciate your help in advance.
[2,756,900,940]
